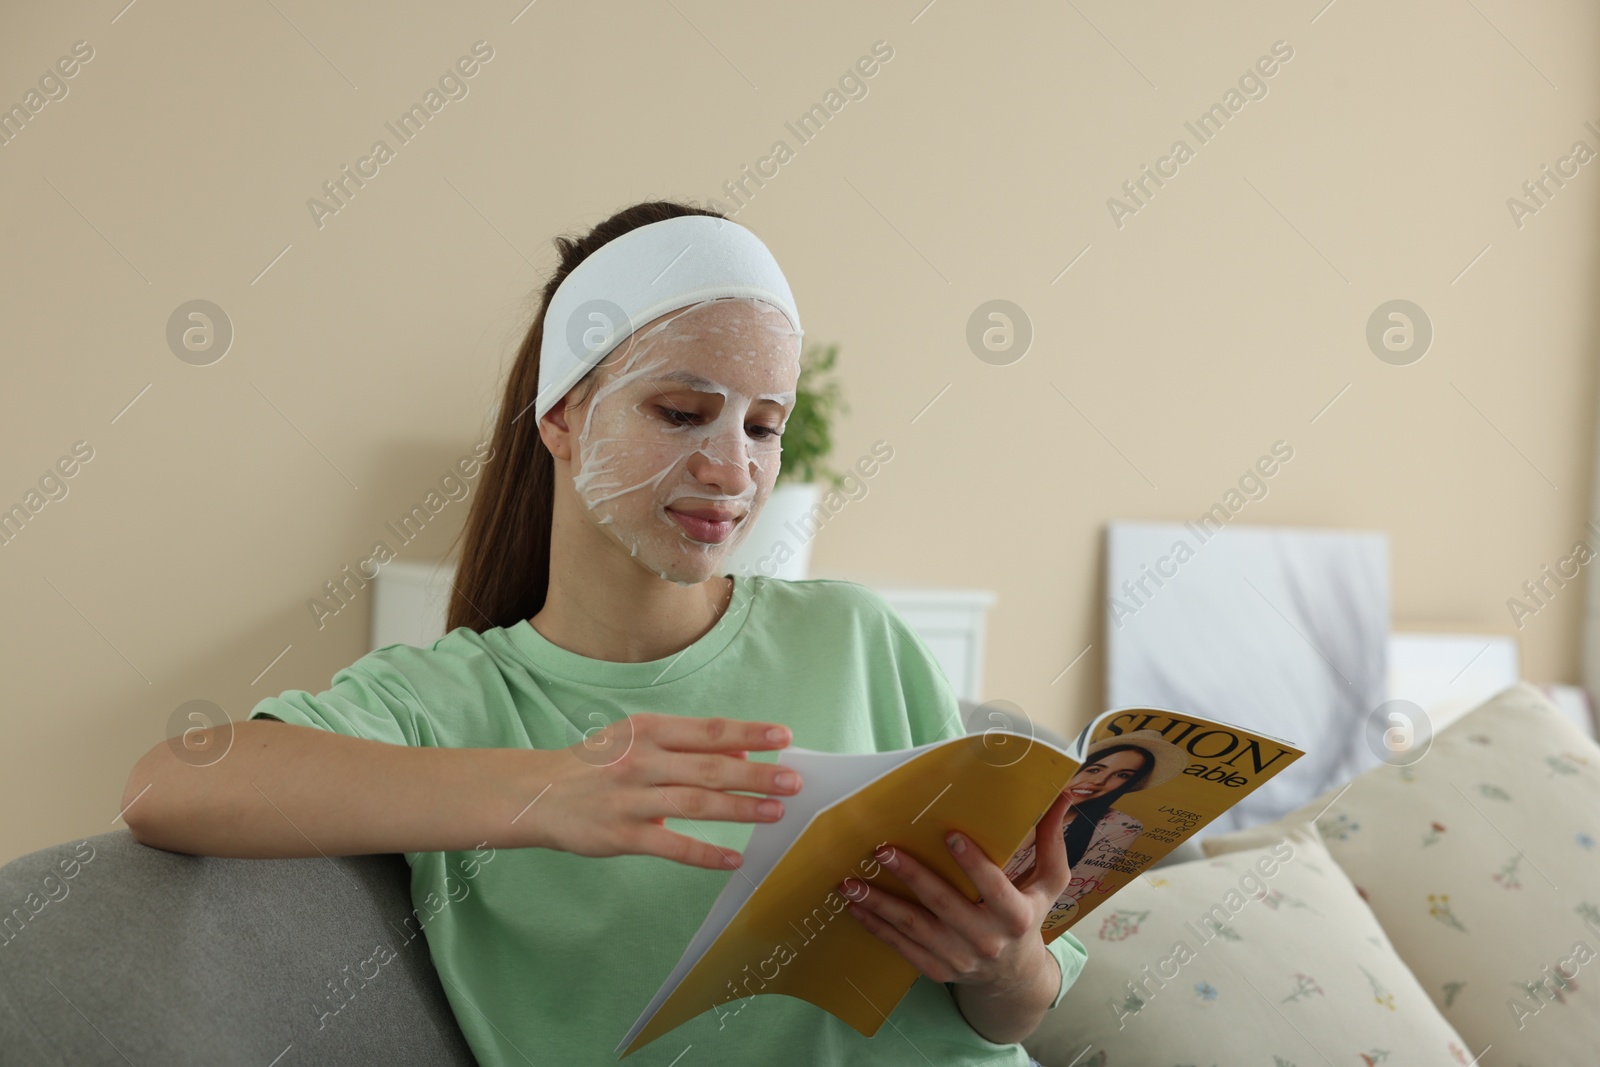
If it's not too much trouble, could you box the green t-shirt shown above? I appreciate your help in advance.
[248,575,1087,1066]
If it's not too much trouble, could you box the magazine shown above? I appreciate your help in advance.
[616,706,1304,1056]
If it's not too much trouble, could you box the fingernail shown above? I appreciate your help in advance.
[758,799,782,819]
[775,772,799,791]
[766,727,788,743]
[723,851,740,868]
[874,846,896,866]
[947,833,965,854]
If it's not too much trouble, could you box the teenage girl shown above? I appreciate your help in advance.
[123,200,1087,1066]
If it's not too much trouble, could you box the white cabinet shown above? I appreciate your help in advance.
[369,559,458,653]
[370,562,995,702]
[869,587,995,704]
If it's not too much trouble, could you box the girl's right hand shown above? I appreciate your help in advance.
[505,713,803,870]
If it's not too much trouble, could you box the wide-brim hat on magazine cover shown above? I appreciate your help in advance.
[1083,729,1187,789]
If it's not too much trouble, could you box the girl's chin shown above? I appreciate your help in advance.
[627,545,728,586]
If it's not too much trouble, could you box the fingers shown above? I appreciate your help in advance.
[632,715,801,796]
[558,714,804,871]
[843,869,980,977]
[629,825,743,871]
[847,849,981,961]
[640,713,791,754]
[864,835,1041,951]
[643,746,803,798]
[845,896,959,984]
[1028,790,1075,900]
[943,831,1027,926]
[649,784,787,825]
[640,735,803,800]
[869,844,973,921]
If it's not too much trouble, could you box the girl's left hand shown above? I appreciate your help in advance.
[840,788,1074,992]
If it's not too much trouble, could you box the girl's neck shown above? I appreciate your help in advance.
[531,566,734,664]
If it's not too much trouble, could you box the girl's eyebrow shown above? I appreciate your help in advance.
[646,371,795,407]
[649,370,724,392]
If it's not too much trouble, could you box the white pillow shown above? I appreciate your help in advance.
[1202,682,1600,1064]
[1025,829,1470,1066]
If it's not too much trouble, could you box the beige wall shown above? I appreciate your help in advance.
[2,1,1597,863]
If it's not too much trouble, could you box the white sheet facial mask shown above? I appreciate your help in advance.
[566,296,800,585]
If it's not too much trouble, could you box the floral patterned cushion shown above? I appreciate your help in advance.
[1201,681,1600,1064]
[1024,830,1470,1066]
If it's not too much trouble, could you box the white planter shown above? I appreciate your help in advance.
[723,482,822,581]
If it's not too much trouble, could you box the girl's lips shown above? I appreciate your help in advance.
[668,508,735,544]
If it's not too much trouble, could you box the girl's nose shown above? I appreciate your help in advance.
[688,431,755,493]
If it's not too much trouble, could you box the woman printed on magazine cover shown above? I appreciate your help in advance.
[1002,730,1187,918]
[123,202,1089,1067]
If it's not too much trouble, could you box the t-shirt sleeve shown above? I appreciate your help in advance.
[1043,930,1088,1010]
[851,583,967,747]
[247,655,422,749]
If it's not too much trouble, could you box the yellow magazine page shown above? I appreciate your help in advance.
[617,730,1075,1057]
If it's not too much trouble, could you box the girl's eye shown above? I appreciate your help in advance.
[659,407,783,438]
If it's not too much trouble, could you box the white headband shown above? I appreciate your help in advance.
[535,214,803,422]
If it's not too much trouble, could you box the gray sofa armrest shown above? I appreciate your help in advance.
[0,830,476,1067]
[1149,836,1206,868]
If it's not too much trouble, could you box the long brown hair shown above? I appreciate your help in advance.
[1063,744,1154,868]
[444,200,729,634]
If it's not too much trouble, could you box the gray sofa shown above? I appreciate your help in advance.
[0,831,477,1066]
[0,825,1204,1067]
[0,702,1199,1066]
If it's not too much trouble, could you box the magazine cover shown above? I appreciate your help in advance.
[999,710,1303,939]
[617,707,1303,1056]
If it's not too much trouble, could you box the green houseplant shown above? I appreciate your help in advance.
[777,340,847,488]
[725,339,847,579]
